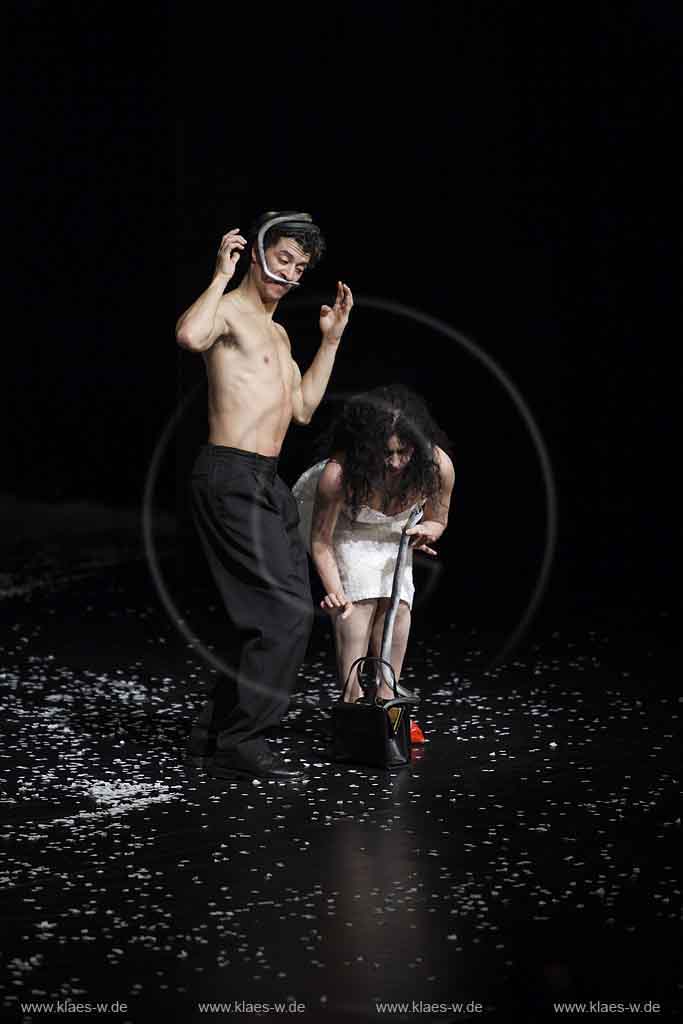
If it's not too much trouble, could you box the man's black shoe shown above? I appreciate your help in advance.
[207,748,303,780]
[187,752,211,770]
[187,730,215,770]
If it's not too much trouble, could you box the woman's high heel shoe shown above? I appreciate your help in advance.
[410,720,426,744]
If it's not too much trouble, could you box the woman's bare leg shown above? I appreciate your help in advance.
[333,599,378,702]
[369,599,412,700]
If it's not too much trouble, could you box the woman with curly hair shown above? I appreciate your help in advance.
[293,385,455,720]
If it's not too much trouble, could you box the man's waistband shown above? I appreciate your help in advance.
[200,444,279,482]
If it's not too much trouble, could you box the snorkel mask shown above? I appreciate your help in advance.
[256,212,314,288]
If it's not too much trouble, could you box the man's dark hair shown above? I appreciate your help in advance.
[316,384,453,517]
[247,209,326,268]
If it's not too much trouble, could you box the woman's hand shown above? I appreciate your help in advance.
[405,520,443,556]
[320,593,354,620]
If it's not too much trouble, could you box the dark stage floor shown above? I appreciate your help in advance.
[1,559,680,1023]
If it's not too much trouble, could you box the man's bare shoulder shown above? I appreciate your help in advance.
[274,321,292,350]
[205,292,244,347]
[217,292,238,326]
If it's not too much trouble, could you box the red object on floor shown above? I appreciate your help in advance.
[410,720,426,744]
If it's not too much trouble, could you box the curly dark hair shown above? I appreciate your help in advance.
[316,385,453,517]
[246,209,326,268]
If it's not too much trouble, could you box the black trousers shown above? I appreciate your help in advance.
[189,444,313,758]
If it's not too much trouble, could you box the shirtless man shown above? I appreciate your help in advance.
[176,212,353,780]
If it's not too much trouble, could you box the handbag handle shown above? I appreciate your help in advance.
[338,655,398,703]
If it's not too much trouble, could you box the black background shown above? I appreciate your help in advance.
[6,1,681,638]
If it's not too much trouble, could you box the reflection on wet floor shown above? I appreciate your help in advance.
[1,565,680,1022]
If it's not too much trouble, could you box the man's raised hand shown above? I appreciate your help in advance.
[215,229,247,282]
[320,281,353,343]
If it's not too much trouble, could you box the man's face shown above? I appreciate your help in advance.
[255,235,311,298]
[384,434,414,475]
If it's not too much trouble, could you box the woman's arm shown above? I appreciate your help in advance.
[311,459,353,619]
[406,446,455,553]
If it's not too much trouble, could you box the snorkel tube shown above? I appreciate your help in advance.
[256,212,314,287]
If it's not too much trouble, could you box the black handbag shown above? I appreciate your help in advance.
[331,655,419,769]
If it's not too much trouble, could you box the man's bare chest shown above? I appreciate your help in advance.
[221,320,292,383]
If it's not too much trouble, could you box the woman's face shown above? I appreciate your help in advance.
[384,434,414,475]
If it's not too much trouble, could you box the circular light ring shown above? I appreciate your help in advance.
[143,296,557,678]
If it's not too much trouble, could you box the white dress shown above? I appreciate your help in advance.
[292,461,423,610]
